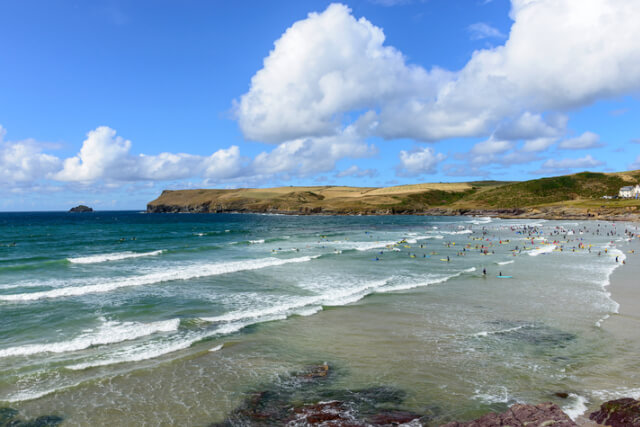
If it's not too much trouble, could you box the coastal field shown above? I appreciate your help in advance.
[147,170,640,221]
[1,212,639,425]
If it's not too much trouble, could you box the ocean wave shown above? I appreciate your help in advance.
[0,318,180,358]
[0,256,317,302]
[380,268,475,293]
[202,269,472,327]
[497,260,515,265]
[321,240,398,251]
[67,250,164,264]
[65,335,199,371]
[468,216,492,225]
[473,325,526,338]
[527,245,556,256]
[439,230,473,235]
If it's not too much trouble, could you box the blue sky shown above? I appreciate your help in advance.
[1,0,639,211]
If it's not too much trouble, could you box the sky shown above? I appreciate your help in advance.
[1,0,639,211]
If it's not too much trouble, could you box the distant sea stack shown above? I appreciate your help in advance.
[69,205,93,213]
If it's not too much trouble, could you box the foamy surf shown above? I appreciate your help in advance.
[527,245,556,256]
[562,393,589,420]
[0,256,317,302]
[67,250,164,264]
[0,318,180,358]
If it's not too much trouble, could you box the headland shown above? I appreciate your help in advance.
[147,170,640,222]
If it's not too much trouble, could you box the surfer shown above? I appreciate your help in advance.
[483,268,486,276]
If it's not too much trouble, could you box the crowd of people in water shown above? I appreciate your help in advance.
[312,220,640,278]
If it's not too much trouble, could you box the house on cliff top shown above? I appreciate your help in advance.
[618,185,640,198]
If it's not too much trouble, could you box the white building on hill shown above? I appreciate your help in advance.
[619,185,640,198]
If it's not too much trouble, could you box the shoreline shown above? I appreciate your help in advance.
[145,208,640,223]
[573,233,640,425]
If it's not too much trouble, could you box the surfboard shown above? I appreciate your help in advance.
[496,275,512,279]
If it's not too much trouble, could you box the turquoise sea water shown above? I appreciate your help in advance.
[0,212,638,425]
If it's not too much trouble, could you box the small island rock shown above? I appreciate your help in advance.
[69,205,93,213]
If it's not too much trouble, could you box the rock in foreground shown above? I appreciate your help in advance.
[441,402,576,427]
[589,397,640,427]
[69,205,93,212]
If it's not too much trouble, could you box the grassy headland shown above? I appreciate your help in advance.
[147,171,640,221]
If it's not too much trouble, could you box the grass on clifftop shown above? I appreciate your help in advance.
[462,172,637,208]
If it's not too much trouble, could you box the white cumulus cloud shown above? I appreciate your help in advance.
[237,1,640,147]
[557,131,602,150]
[397,147,446,176]
[0,125,62,186]
[535,154,604,175]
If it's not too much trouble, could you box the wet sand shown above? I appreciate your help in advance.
[603,250,640,342]
[575,243,640,425]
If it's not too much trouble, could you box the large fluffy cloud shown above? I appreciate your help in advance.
[236,3,449,143]
[53,126,244,183]
[397,147,446,176]
[237,1,640,145]
[0,125,62,186]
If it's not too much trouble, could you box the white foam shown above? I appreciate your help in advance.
[468,217,493,225]
[591,387,640,401]
[68,250,164,264]
[563,393,589,420]
[209,344,223,353]
[65,334,196,371]
[323,240,397,251]
[0,256,317,302]
[527,245,556,256]
[0,318,180,358]
[3,382,85,403]
[473,325,525,338]
[379,268,474,293]
[497,260,515,265]
[440,230,473,235]
[249,239,265,244]
[473,386,510,404]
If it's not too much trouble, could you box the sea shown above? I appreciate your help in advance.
[0,212,638,426]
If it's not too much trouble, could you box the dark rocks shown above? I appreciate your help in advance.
[211,363,428,426]
[0,407,63,427]
[367,410,423,425]
[554,392,570,399]
[589,397,640,427]
[302,363,330,380]
[441,402,577,427]
[69,205,93,212]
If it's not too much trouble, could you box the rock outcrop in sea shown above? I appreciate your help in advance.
[210,363,640,427]
[69,205,93,212]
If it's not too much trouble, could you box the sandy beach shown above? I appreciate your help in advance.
[604,248,640,342]
[574,237,640,425]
